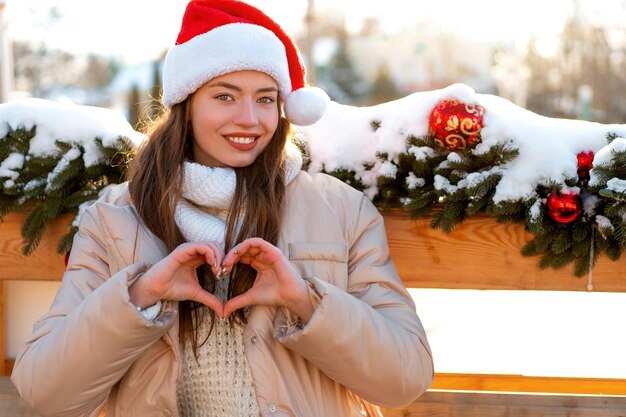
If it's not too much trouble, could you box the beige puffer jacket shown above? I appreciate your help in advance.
[12,171,433,417]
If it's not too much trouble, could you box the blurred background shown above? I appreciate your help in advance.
[3,0,626,127]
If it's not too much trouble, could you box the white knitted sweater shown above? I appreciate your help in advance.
[173,143,302,417]
[176,277,259,417]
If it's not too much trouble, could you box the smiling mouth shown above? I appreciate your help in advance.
[227,136,256,144]
[224,135,259,151]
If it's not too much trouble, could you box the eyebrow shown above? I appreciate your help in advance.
[207,81,279,94]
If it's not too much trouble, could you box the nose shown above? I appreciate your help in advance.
[233,99,258,127]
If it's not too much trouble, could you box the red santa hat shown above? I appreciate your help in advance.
[162,0,329,126]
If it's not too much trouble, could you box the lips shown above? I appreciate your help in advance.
[224,135,259,151]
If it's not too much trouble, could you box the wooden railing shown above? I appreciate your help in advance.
[3,376,626,417]
[382,390,626,416]
[383,209,625,292]
[3,209,623,287]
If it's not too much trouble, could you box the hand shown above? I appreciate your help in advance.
[221,238,314,321]
[129,241,225,317]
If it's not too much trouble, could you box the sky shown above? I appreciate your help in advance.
[5,0,626,65]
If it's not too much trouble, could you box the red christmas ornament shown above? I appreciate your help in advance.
[546,192,582,223]
[429,99,485,151]
[576,150,594,181]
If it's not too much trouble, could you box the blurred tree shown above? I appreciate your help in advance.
[525,14,626,122]
[128,85,141,129]
[524,36,561,117]
[13,41,75,96]
[13,41,117,98]
[78,54,116,88]
[366,64,401,105]
[148,59,163,119]
[325,26,365,104]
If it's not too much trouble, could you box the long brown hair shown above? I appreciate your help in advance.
[128,98,292,355]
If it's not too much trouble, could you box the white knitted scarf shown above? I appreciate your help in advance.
[174,141,302,247]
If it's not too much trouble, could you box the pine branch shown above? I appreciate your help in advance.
[521,239,539,257]
[431,192,469,232]
[0,196,16,219]
[57,225,79,254]
[599,188,626,201]
[64,189,99,208]
[20,203,48,256]
[550,228,573,254]
[573,255,591,277]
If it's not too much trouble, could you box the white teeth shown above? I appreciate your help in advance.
[227,137,255,144]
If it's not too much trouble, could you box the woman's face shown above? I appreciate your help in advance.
[189,70,280,167]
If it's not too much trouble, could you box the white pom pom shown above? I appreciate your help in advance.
[284,87,330,126]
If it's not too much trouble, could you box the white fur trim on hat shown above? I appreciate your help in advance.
[162,23,291,108]
[284,87,330,126]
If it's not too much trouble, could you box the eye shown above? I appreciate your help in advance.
[258,96,276,104]
[215,94,234,101]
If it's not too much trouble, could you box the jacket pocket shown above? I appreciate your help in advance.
[288,242,348,289]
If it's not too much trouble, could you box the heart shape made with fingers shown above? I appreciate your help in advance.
[178,237,307,320]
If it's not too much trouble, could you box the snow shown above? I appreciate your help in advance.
[464,167,503,189]
[298,83,626,202]
[45,148,82,192]
[0,98,145,168]
[379,160,397,178]
[408,145,436,160]
[24,178,45,192]
[406,172,425,189]
[607,178,626,194]
[446,152,463,163]
[1,84,625,215]
[529,199,543,222]
[0,153,24,180]
[589,137,626,187]
[594,137,626,166]
[596,215,614,232]
[583,194,600,217]
[434,175,458,194]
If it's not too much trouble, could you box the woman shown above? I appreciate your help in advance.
[11,1,433,416]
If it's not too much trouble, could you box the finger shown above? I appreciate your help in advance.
[234,254,254,265]
[223,238,268,266]
[177,241,224,276]
[191,289,225,318]
[201,241,225,275]
[186,246,219,273]
[177,243,213,264]
[223,291,256,318]
[221,249,258,274]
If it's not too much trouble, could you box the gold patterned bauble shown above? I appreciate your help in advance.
[429,99,485,151]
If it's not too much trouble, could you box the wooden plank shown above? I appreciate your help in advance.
[383,209,626,292]
[3,210,626,291]
[0,213,70,281]
[4,373,626,417]
[382,390,626,417]
[431,373,626,396]
[0,376,39,417]
[2,212,626,337]
[5,360,14,377]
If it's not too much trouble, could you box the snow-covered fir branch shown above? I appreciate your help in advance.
[0,98,144,255]
[1,85,626,275]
